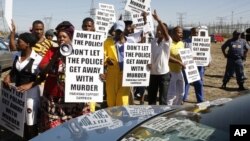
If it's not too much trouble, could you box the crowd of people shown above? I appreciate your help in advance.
[1,8,249,141]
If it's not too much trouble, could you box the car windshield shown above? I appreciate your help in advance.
[120,107,228,141]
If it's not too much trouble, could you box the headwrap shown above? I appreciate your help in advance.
[55,21,75,39]
[18,32,38,47]
[45,29,55,37]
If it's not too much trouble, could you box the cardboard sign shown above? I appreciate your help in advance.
[131,7,154,35]
[94,9,110,39]
[98,3,116,26]
[179,48,200,83]
[125,0,151,13]
[65,30,104,103]
[0,83,26,137]
[191,36,211,66]
[122,43,151,86]
[4,0,13,31]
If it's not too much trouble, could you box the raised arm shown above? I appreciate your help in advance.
[9,20,17,51]
[152,9,169,41]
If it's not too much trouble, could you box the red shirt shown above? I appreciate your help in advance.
[39,47,64,97]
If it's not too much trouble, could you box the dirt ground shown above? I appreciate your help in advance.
[186,41,250,103]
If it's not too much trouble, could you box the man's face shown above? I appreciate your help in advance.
[31,23,44,39]
[114,30,124,40]
[125,24,134,35]
[82,21,95,31]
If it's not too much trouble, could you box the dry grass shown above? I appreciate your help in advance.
[186,41,250,103]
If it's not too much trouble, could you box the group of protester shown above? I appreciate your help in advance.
[1,7,249,141]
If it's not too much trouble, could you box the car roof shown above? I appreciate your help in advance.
[31,105,178,141]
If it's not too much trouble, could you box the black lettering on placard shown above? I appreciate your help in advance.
[134,53,150,58]
[2,112,20,126]
[9,95,24,107]
[69,66,81,73]
[136,60,149,64]
[72,49,88,55]
[130,0,146,9]
[5,107,17,118]
[2,97,10,105]
[188,70,197,75]
[76,33,92,39]
[76,75,94,82]
[84,41,103,47]
[71,84,98,91]
[81,58,103,65]
[127,45,140,50]
[125,52,134,57]
[67,57,79,64]
[126,59,135,64]
[131,66,144,71]
[81,67,101,73]
[10,102,23,113]
[193,57,207,61]
[127,73,146,78]
[200,48,209,51]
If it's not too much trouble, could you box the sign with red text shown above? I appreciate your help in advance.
[65,30,104,102]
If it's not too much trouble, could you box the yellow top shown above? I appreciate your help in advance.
[169,41,184,72]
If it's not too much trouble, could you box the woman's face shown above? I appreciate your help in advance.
[156,25,163,38]
[172,27,183,42]
[17,39,28,51]
[57,31,71,45]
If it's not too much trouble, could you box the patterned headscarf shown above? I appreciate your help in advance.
[55,21,75,39]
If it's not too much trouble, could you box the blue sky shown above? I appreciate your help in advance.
[4,0,250,32]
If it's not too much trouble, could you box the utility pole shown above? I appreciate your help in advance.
[231,11,234,33]
[177,12,186,27]
[216,17,225,33]
[43,16,52,30]
[89,0,96,18]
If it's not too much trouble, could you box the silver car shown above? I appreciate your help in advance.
[0,39,13,73]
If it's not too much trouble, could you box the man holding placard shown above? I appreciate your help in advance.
[183,27,204,103]
[103,20,130,107]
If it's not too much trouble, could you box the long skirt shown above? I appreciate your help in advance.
[39,95,90,132]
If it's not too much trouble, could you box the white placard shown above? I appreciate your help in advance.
[95,9,110,39]
[122,43,151,86]
[132,7,154,35]
[77,110,113,131]
[65,30,104,103]
[0,83,26,137]
[179,48,200,83]
[125,0,151,13]
[191,37,211,66]
[98,3,116,25]
[4,0,13,31]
